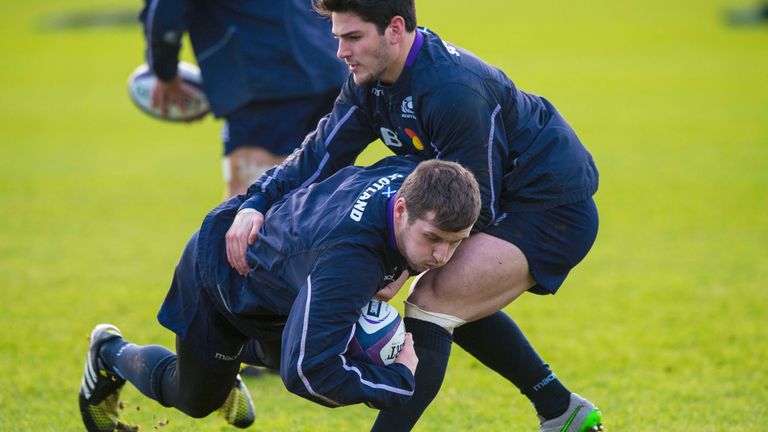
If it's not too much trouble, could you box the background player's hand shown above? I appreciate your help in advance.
[394,332,418,375]
[151,74,200,120]
[374,270,409,301]
[226,210,264,275]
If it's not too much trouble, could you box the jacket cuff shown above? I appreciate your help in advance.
[238,194,269,214]
[151,57,178,82]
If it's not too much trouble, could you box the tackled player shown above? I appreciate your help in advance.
[78,157,481,431]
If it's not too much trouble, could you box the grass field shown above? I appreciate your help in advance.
[1,0,766,430]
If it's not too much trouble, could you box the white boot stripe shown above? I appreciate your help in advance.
[85,358,97,388]
[81,375,92,399]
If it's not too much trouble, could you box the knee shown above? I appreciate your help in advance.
[183,406,215,419]
[177,389,230,418]
[406,271,439,309]
[405,272,466,330]
[406,270,459,314]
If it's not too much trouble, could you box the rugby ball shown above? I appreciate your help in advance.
[127,61,209,122]
[347,299,406,367]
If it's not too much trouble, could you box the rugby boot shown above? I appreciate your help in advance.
[78,324,126,432]
[218,374,256,428]
[539,392,603,432]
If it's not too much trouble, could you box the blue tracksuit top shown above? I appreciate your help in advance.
[240,28,599,230]
[193,156,417,408]
[140,0,348,116]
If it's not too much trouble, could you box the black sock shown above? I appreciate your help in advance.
[371,318,453,432]
[453,311,571,419]
[99,338,176,404]
[240,338,281,370]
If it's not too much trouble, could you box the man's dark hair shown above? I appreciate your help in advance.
[398,160,481,232]
[313,0,417,34]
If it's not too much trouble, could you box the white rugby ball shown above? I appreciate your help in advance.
[347,299,406,367]
[127,61,209,122]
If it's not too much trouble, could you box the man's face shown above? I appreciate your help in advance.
[331,12,399,85]
[395,206,471,273]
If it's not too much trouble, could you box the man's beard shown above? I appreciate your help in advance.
[354,41,391,86]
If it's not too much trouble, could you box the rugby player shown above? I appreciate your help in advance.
[140,0,347,196]
[78,157,481,432]
[225,1,604,430]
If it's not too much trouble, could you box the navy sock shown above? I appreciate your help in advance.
[371,318,453,432]
[453,311,571,419]
[99,338,176,404]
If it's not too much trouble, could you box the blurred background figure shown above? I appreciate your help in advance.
[725,2,768,25]
[140,0,347,196]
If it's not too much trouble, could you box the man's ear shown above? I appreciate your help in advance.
[393,197,407,221]
[386,16,406,44]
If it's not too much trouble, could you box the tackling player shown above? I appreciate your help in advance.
[225,0,604,430]
[140,0,347,196]
[78,157,481,431]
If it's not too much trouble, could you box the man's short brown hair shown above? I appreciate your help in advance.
[398,160,481,232]
[313,0,417,34]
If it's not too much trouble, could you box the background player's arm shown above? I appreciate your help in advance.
[140,0,197,116]
[151,73,201,118]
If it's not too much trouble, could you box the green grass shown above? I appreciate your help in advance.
[1,0,766,430]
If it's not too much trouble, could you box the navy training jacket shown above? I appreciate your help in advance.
[240,28,599,230]
[140,0,348,116]
[194,156,417,408]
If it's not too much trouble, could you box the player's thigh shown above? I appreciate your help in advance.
[407,232,535,322]
[408,198,599,322]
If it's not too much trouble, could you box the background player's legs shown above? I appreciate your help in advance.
[221,90,339,197]
[224,146,285,196]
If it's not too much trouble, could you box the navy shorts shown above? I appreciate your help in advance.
[158,232,283,371]
[222,90,339,156]
[483,197,599,295]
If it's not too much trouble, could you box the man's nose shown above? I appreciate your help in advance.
[433,243,450,265]
[337,41,351,59]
